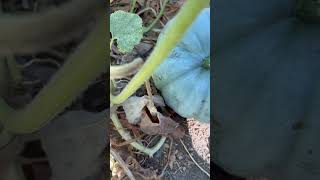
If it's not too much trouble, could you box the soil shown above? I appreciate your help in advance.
[110,112,210,180]
[162,119,210,180]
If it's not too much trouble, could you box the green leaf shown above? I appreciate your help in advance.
[110,10,143,53]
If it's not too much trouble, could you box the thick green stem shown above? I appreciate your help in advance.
[111,0,210,104]
[143,0,169,33]
[0,0,104,55]
[2,17,108,134]
[111,112,166,157]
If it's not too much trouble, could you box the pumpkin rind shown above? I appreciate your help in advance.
[214,0,320,179]
[152,8,210,123]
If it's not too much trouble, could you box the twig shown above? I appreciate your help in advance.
[179,138,210,177]
[144,79,157,114]
[160,137,173,177]
[111,147,136,180]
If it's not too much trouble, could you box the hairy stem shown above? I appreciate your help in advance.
[111,0,210,104]
[2,17,108,134]
[111,112,166,157]
[143,0,169,33]
[0,0,104,55]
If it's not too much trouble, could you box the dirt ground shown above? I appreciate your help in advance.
[110,112,210,180]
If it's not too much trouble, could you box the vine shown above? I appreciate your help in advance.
[0,15,107,134]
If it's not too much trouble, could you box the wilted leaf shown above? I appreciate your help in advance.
[110,10,143,53]
[122,96,149,124]
[122,95,165,124]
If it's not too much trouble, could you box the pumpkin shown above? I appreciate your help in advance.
[213,0,320,180]
[152,8,210,123]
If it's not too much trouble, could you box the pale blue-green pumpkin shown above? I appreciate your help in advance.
[214,0,320,180]
[152,8,210,123]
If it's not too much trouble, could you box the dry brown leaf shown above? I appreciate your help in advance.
[139,111,184,138]
[126,156,159,179]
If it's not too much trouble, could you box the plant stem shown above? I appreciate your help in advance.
[3,17,108,134]
[130,0,137,13]
[111,0,210,104]
[111,111,166,157]
[0,0,104,55]
[110,148,136,180]
[143,0,169,33]
[110,57,144,79]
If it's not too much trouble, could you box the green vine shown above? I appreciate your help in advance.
[0,16,107,134]
[130,0,137,13]
[143,0,169,33]
[0,0,103,54]
[111,112,166,157]
[111,0,210,105]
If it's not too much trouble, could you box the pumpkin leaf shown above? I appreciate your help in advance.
[110,10,143,53]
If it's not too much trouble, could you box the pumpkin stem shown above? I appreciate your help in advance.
[202,57,210,69]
